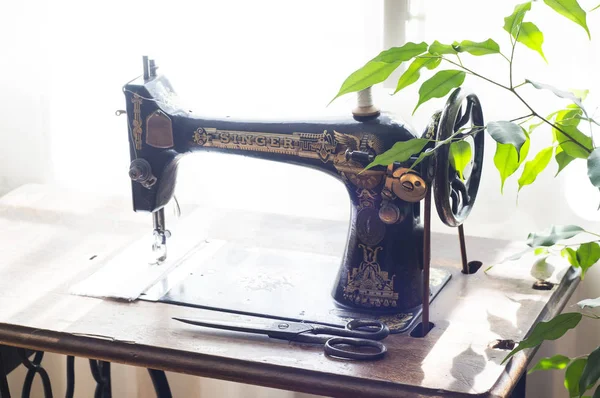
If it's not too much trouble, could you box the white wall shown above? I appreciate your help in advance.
[2,0,600,396]
[0,0,51,195]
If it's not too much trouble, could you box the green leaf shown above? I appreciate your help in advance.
[526,80,586,112]
[562,247,580,267]
[529,354,571,374]
[578,297,600,309]
[394,56,442,94]
[455,39,501,56]
[428,41,458,55]
[527,225,586,247]
[577,242,600,279]
[494,131,530,193]
[587,148,600,188]
[413,70,466,114]
[503,3,546,61]
[543,0,590,39]
[535,247,550,256]
[503,313,582,364]
[580,346,600,395]
[518,146,554,191]
[487,121,528,157]
[331,42,428,103]
[556,106,584,128]
[556,146,576,176]
[370,43,429,63]
[595,385,600,398]
[565,358,587,397]
[365,138,429,169]
[555,125,593,159]
[504,2,533,36]
[449,141,472,180]
[530,256,554,280]
[517,22,548,62]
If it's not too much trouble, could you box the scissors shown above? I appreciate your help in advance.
[173,317,390,360]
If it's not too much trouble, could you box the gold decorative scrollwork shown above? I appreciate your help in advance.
[189,127,388,180]
[193,128,208,146]
[190,128,341,162]
[356,189,377,209]
[343,244,398,308]
[131,94,143,150]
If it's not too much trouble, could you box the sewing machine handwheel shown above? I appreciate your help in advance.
[433,88,484,227]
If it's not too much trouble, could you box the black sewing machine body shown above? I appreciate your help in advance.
[122,51,487,321]
[123,72,431,313]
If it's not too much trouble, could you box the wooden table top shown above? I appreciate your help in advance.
[0,184,579,398]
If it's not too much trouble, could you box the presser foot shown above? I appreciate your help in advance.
[150,229,171,264]
[150,208,171,265]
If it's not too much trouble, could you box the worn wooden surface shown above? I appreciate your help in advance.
[0,184,579,397]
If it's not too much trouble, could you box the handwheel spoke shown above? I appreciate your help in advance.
[453,100,474,131]
[451,178,470,211]
[450,189,459,215]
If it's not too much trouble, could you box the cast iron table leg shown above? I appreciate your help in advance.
[0,349,10,398]
[148,369,172,398]
[89,360,111,398]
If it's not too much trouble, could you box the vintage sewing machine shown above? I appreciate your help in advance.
[122,57,484,329]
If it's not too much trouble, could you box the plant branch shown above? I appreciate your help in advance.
[511,91,593,154]
[584,230,600,239]
[509,21,522,89]
[510,114,534,123]
[439,57,511,91]
[422,47,593,154]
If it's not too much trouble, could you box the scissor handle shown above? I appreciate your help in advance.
[311,320,389,341]
[324,337,387,360]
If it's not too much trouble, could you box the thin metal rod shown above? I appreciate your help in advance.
[100,362,111,398]
[65,356,75,398]
[90,360,111,398]
[422,187,432,336]
[148,369,173,398]
[153,208,166,232]
[458,224,469,274]
[0,349,10,398]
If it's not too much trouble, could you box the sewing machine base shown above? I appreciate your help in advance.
[139,239,451,333]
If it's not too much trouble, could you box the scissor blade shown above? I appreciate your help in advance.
[173,317,275,336]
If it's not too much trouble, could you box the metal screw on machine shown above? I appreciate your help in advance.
[129,159,157,188]
[379,202,403,224]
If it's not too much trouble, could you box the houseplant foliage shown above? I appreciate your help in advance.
[331,1,600,396]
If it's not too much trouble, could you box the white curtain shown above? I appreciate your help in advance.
[2,0,600,396]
